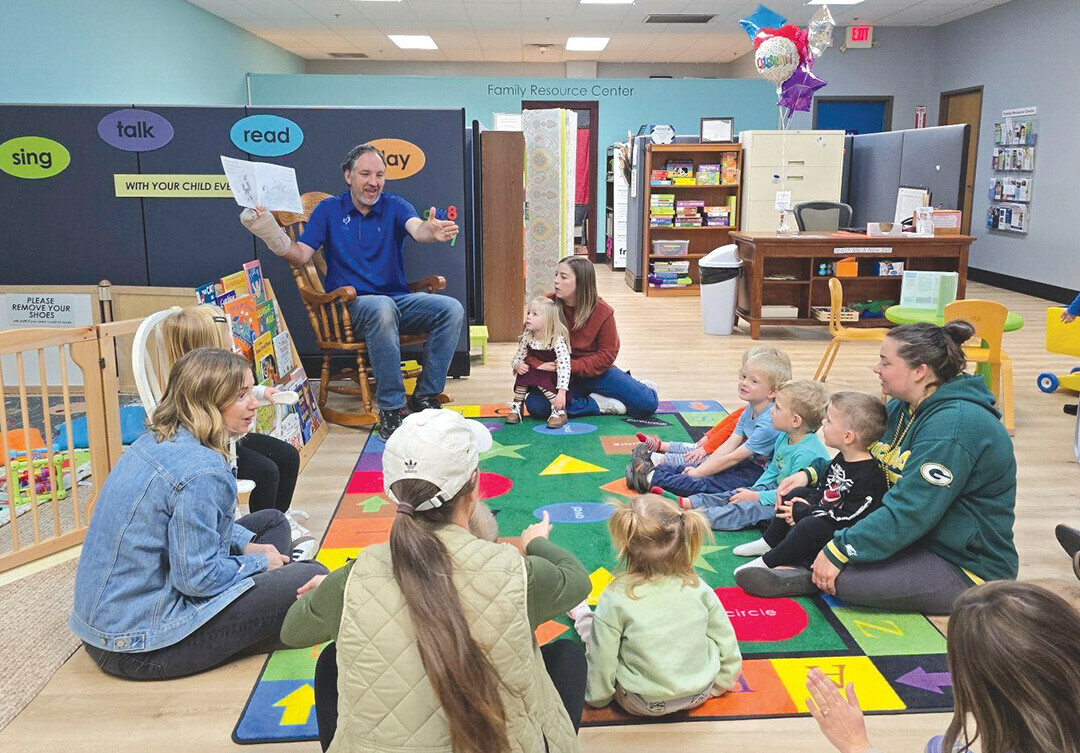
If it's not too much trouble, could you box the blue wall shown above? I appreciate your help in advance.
[249,74,779,227]
[1,0,303,106]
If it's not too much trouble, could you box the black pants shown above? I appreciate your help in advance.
[762,514,840,569]
[313,639,587,751]
[237,432,300,514]
[83,510,328,680]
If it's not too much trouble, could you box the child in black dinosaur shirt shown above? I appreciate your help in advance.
[733,391,889,598]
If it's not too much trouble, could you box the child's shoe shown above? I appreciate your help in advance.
[625,452,654,493]
[546,410,568,428]
[733,538,772,557]
[505,401,522,425]
[735,563,816,597]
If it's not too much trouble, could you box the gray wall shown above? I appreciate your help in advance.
[934,0,1075,289]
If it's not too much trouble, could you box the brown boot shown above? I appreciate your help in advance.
[505,402,522,424]
[546,410,568,428]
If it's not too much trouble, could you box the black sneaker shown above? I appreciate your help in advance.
[378,407,407,441]
[625,452,654,494]
[1056,524,1080,559]
[407,393,443,412]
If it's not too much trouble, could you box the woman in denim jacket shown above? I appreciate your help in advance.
[70,347,327,679]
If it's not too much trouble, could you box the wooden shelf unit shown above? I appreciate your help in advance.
[731,232,974,339]
[641,143,743,297]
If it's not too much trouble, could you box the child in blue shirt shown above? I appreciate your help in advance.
[681,380,831,530]
[626,348,792,498]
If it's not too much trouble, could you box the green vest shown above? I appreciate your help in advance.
[330,525,578,753]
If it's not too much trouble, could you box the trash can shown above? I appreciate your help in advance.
[699,244,742,336]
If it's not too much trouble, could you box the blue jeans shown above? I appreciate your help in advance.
[347,292,465,411]
[692,495,778,531]
[651,457,765,498]
[524,366,658,419]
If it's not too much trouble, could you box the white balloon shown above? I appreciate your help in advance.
[755,36,799,85]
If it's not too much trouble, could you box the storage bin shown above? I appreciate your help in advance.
[835,257,858,277]
[812,306,859,322]
[652,239,689,257]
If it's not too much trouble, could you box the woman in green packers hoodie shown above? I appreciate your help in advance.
[777,320,1017,614]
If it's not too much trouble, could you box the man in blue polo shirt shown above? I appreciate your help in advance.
[241,143,463,439]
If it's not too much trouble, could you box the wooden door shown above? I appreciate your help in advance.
[939,87,982,235]
[480,131,526,342]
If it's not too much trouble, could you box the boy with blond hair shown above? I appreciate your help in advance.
[734,391,889,597]
[627,349,792,498]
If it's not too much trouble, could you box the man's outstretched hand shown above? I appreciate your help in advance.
[420,207,458,243]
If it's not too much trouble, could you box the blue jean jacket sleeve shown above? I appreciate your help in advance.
[231,522,256,553]
[167,471,266,598]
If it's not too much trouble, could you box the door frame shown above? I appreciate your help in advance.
[812,95,894,133]
[521,99,599,262]
[939,86,983,235]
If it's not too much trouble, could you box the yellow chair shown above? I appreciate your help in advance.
[814,277,891,382]
[944,299,1014,436]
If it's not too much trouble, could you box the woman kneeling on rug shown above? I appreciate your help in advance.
[523,256,659,420]
[770,321,1017,614]
[70,348,328,679]
[281,409,591,753]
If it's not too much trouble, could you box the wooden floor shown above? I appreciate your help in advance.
[3,267,1078,752]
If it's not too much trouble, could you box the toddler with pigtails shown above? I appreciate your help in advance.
[575,494,742,717]
[508,297,572,428]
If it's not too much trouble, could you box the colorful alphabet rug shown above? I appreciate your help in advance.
[233,401,952,743]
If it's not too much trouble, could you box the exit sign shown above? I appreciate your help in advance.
[846,25,874,48]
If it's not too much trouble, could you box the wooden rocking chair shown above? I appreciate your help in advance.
[273,192,449,428]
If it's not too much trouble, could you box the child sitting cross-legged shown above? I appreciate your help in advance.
[734,391,889,598]
[680,379,832,531]
[626,347,791,497]
[578,494,742,717]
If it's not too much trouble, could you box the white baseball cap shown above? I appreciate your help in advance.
[382,409,493,512]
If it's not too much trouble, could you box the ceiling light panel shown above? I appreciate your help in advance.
[389,34,438,49]
[566,37,609,51]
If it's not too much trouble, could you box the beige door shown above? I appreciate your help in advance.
[939,88,983,234]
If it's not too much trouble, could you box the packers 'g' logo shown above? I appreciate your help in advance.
[920,463,953,486]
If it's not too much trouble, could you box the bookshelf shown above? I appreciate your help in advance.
[641,143,743,297]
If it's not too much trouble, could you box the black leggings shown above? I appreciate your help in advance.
[236,432,300,514]
[313,639,587,751]
[762,514,840,569]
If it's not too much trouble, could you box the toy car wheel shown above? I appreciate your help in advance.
[1037,373,1059,393]
[1071,366,1080,375]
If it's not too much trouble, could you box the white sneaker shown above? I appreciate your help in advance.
[590,393,627,415]
[640,379,659,396]
[733,538,772,557]
[292,536,319,562]
[286,510,310,542]
[733,556,767,576]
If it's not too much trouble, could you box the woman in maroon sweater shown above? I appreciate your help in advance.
[523,257,659,419]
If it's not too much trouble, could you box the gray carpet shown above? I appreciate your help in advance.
[0,559,80,730]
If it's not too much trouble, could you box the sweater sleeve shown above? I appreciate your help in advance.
[1068,292,1080,317]
[524,538,591,629]
[584,593,621,707]
[704,589,743,694]
[823,417,977,569]
[749,434,787,505]
[759,436,832,507]
[571,310,620,377]
[510,337,528,372]
[280,562,351,647]
[553,336,571,390]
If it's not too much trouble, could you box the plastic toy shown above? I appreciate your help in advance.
[1036,307,1080,393]
[1,449,91,506]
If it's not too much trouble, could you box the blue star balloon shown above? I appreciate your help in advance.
[739,4,787,39]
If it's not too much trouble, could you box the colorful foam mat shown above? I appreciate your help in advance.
[233,402,951,743]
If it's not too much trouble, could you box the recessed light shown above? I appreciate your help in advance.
[388,35,438,49]
[565,37,609,51]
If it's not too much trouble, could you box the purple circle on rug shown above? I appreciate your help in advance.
[534,502,614,524]
[533,422,597,436]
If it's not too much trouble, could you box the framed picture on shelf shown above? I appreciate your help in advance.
[700,117,735,143]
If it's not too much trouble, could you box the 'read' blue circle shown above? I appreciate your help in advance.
[533,422,597,436]
[534,502,614,524]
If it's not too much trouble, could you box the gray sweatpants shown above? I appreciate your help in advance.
[835,545,975,615]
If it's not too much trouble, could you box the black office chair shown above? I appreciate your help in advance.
[793,201,853,231]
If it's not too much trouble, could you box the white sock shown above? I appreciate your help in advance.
[733,556,767,575]
[732,538,772,557]
[650,451,665,466]
[645,470,654,484]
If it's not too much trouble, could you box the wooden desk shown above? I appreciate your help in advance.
[731,231,974,339]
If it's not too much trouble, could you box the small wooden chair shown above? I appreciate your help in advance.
[814,277,891,382]
[273,192,449,428]
[944,299,1014,436]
